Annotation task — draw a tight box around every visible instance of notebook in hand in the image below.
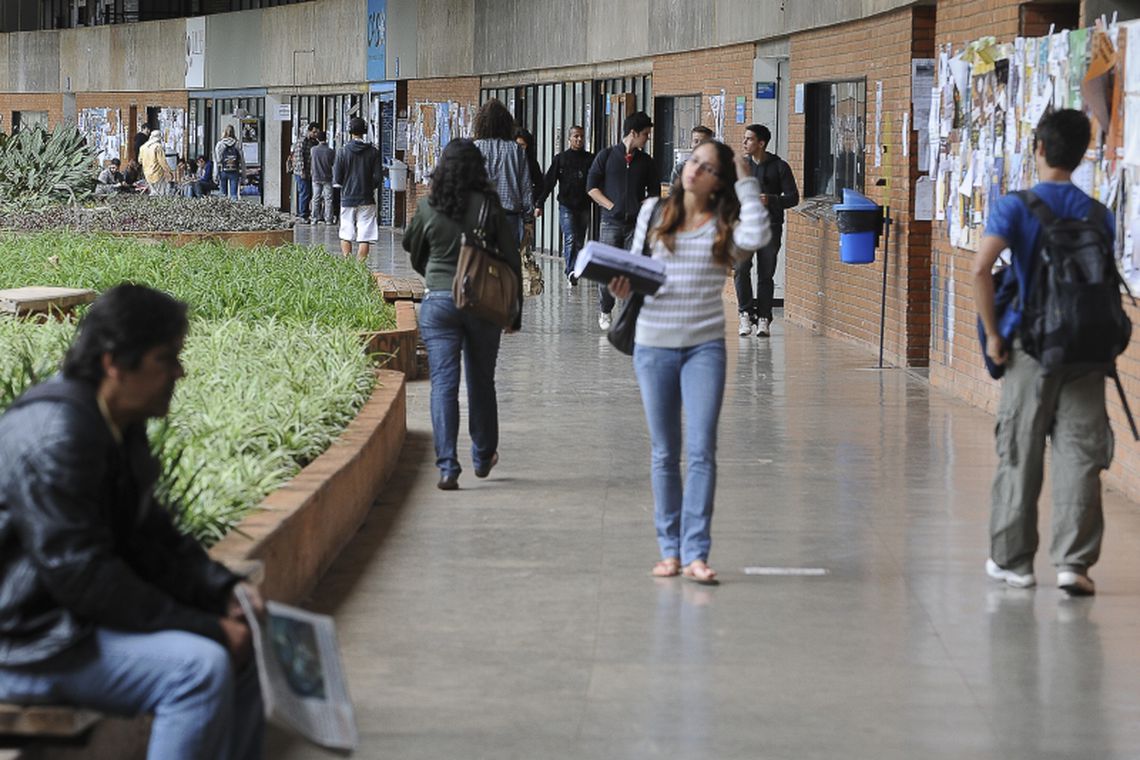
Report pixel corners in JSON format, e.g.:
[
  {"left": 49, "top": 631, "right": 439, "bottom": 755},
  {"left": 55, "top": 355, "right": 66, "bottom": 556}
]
[{"left": 573, "top": 241, "right": 667, "bottom": 295}]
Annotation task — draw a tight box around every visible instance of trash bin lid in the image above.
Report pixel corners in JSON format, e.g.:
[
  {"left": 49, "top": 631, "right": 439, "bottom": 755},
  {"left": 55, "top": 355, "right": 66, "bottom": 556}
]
[{"left": 833, "top": 188, "right": 880, "bottom": 212}]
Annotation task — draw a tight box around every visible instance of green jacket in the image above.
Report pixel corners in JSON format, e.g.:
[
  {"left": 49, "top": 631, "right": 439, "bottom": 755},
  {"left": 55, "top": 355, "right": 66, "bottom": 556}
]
[{"left": 403, "top": 190, "right": 523, "bottom": 328}]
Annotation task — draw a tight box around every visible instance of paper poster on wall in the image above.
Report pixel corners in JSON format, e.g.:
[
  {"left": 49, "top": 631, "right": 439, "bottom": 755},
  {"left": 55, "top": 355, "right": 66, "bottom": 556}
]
[
  {"left": 709, "top": 92, "right": 726, "bottom": 139},
  {"left": 794, "top": 83, "right": 805, "bottom": 114},
  {"left": 185, "top": 17, "right": 206, "bottom": 89},
  {"left": 735, "top": 96, "right": 746, "bottom": 124},
  {"left": 915, "top": 176, "right": 935, "bottom": 220},
  {"left": 366, "top": 0, "right": 387, "bottom": 81},
  {"left": 874, "top": 81, "right": 883, "bottom": 168}
]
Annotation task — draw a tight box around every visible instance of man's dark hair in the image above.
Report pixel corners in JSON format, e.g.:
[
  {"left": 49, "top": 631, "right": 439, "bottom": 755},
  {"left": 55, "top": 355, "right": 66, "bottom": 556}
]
[
  {"left": 317, "top": 130, "right": 328, "bottom": 142},
  {"left": 623, "top": 111, "right": 653, "bottom": 136},
  {"left": 472, "top": 99, "right": 515, "bottom": 141},
  {"left": 1034, "top": 109, "right": 1090, "bottom": 172},
  {"left": 692, "top": 126, "right": 714, "bottom": 139},
  {"left": 348, "top": 117, "right": 367, "bottom": 136},
  {"left": 110, "top": 158, "right": 121, "bottom": 167},
  {"left": 745, "top": 124, "right": 771, "bottom": 144},
  {"left": 306, "top": 121, "right": 320, "bottom": 133},
  {"left": 62, "top": 284, "right": 189, "bottom": 386},
  {"left": 570, "top": 125, "right": 585, "bottom": 133}
]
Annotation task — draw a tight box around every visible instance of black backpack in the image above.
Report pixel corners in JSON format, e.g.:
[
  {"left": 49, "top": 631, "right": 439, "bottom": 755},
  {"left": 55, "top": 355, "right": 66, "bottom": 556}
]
[
  {"left": 1017, "top": 189, "right": 1138, "bottom": 438},
  {"left": 220, "top": 143, "right": 241, "bottom": 173}
]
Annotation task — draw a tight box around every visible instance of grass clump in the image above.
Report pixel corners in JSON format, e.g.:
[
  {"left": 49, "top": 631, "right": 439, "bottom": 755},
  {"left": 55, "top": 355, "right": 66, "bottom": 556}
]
[
  {"left": 0, "top": 195, "right": 292, "bottom": 233},
  {"left": 0, "top": 317, "right": 376, "bottom": 545},
  {"left": 0, "top": 233, "right": 394, "bottom": 332}
]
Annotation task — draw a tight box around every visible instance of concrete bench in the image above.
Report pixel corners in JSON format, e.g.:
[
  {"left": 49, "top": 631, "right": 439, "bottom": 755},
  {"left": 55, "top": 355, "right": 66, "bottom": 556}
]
[{"left": 0, "top": 288, "right": 97, "bottom": 318}]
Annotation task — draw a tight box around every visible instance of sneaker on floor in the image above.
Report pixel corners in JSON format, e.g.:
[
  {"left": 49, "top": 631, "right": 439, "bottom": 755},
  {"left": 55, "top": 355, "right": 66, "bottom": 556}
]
[
  {"left": 1057, "top": 570, "right": 1096, "bottom": 596},
  {"left": 756, "top": 318, "right": 771, "bottom": 337},
  {"left": 567, "top": 273, "right": 578, "bottom": 288},
  {"left": 738, "top": 313, "right": 752, "bottom": 336},
  {"left": 986, "top": 558, "right": 1036, "bottom": 588},
  {"left": 598, "top": 311, "right": 612, "bottom": 330}
]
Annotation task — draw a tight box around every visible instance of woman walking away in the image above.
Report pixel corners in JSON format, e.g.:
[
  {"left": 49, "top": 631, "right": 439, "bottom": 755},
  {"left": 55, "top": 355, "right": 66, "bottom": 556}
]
[
  {"left": 403, "top": 140, "right": 522, "bottom": 491},
  {"left": 472, "top": 99, "right": 533, "bottom": 244},
  {"left": 609, "top": 140, "right": 769, "bottom": 583}
]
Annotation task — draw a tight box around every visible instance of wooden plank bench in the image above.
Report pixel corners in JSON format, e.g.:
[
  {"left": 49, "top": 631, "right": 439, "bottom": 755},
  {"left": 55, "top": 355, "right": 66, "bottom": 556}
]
[
  {"left": 0, "top": 704, "right": 100, "bottom": 739},
  {"left": 0, "top": 288, "right": 97, "bottom": 318},
  {"left": 372, "top": 273, "right": 424, "bottom": 303}
]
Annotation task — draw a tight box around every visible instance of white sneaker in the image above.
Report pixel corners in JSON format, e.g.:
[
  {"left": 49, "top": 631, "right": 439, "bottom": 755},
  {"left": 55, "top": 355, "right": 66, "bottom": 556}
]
[
  {"left": 598, "top": 312, "right": 612, "bottom": 331},
  {"left": 738, "top": 314, "right": 752, "bottom": 336},
  {"left": 756, "top": 318, "right": 771, "bottom": 337},
  {"left": 986, "top": 558, "right": 1036, "bottom": 588},
  {"left": 1057, "top": 570, "right": 1096, "bottom": 596}
]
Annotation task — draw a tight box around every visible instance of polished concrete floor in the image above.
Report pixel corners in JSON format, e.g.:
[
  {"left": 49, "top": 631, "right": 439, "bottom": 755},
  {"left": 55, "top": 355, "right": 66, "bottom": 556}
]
[{"left": 276, "top": 225, "right": 1140, "bottom": 759}]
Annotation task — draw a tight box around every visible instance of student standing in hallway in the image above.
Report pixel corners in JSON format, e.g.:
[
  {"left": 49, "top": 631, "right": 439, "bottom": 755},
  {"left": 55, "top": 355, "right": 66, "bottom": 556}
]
[
  {"left": 735, "top": 124, "right": 798, "bottom": 337},
  {"left": 670, "top": 125, "right": 714, "bottom": 183},
  {"left": 609, "top": 141, "right": 769, "bottom": 583},
  {"left": 287, "top": 122, "right": 319, "bottom": 223},
  {"left": 588, "top": 111, "right": 660, "bottom": 330},
  {"left": 333, "top": 117, "right": 383, "bottom": 262},
  {"left": 310, "top": 131, "right": 335, "bottom": 225},
  {"left": 971, "top": 109, "right": 1114, "bottom": 597},
  {"left": 538, "top": 125, "right": 594, "bottom": 286}
]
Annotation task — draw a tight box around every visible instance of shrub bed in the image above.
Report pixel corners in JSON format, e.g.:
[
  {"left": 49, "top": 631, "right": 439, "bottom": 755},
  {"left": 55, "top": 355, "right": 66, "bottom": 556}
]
[
  {"left": 0, "top": 195, "right": 292, "bottom": 233},
  {"left": 0, "top": 235, "right": 395, "bottom": 543}
]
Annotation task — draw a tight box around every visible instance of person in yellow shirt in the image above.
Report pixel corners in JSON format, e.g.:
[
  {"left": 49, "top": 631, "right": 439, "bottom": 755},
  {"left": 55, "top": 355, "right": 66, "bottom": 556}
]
[{"left": 140, "top": 130, "right": 174, "bottom": 196}]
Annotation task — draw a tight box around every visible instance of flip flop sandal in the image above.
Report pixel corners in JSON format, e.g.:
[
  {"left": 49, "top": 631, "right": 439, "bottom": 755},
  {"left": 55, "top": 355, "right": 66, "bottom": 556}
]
[{"left": 683, "top": 564, "right": 719, "bottom": 585}]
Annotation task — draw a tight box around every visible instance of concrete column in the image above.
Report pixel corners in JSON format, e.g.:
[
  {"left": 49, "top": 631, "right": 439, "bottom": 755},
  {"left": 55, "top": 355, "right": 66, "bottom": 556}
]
[{"left": 264, "top": 93, "right": 286, "bottom": 210}]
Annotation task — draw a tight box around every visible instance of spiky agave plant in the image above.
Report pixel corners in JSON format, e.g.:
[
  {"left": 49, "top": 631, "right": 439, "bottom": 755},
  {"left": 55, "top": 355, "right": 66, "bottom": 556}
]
[{"left": 0, "top": 125, "right": 98, "bottom": 211}]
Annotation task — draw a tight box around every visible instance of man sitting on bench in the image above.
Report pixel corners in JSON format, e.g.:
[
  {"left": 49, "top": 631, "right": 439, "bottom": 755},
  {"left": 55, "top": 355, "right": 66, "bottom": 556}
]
[{"left": 0, "top": 284, "right": 264, "bottom": 759}]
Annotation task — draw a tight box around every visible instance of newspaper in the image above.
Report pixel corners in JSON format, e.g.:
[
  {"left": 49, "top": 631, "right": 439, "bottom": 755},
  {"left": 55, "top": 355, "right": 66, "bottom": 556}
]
[
  {"left": 573, "top": 241, "right": 667, "bottom": 295},
  {"left": 236, "top": 588, "right": 358, "bottom": 752}
]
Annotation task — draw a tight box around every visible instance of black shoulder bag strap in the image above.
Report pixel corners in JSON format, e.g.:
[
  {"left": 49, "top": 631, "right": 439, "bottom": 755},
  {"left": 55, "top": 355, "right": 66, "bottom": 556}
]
[{"left": 606, "top": 200, "right": 665, "bottom": 356}]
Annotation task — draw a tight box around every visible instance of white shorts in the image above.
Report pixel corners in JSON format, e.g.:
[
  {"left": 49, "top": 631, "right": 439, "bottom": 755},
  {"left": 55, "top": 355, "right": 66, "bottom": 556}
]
[{"left": 339, "top": 204, "right": 379, "bottom": 243}]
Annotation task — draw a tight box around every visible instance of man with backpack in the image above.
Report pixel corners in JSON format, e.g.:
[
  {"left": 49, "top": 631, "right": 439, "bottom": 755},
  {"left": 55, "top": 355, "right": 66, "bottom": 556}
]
[
  {"left": 736, "top": 124, "right": 798, "bottom": 337},
  {"left": 212, "top": 125, "right": 246, "bottom": 200},
  {"left": 971, "top": 109, "right": 1127, "bottom": 597}
]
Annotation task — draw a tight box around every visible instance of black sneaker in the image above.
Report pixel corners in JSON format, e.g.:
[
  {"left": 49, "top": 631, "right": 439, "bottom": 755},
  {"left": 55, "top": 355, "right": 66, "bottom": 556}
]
[
  {"left": 474, "top": 452, "right": 499, "bottom": 479},
  {"left": 437, "top": 473, "right": 459, "bottom": 491}
]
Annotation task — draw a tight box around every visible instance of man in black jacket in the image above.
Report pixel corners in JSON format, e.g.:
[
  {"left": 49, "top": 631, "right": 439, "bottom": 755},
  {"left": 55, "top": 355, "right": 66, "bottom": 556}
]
[
  {"left": 0, "top": 285, "right": 264, "bottom": 760},
  {"left": 539, "top": 125, "right": 594, "bottom": 286},
  {"left": 587, "top": 111, "right": 660, "bottom": 330},
  {"left": 736, "top": 123, "right": 799, "bottom": 337},
  {"left": 333, "top": 117, "right": 384, "bottom": 262}
]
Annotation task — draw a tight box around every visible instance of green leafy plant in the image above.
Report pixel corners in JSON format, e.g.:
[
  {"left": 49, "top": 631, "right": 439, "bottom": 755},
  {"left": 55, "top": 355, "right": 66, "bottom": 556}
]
[
  {"left": 0, "top": 195, "right": 292, "bottom": 233},
  {"left": 0, "top": 233, "right": 395, "bottom": 332},
  {"left": 0, "top": 126, "right": 98, "bottom": 210}
]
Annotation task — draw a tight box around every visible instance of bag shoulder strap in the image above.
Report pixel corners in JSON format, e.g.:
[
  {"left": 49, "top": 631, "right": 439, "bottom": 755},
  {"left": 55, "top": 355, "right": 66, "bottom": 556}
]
[{"left": 640, "top": 200, "right": 665, "bottom": 257}]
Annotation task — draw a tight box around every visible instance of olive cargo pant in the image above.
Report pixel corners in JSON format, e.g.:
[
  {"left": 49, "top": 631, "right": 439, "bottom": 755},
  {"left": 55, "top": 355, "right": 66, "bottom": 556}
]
[{"left": 990, "top": 343, "right": 1113, "bottom": 575}]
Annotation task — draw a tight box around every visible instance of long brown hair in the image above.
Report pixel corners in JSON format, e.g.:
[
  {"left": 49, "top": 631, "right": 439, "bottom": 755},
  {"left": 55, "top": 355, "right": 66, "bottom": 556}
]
[{"left": 651, "top": 141, "right": 742, "bottom": 265}]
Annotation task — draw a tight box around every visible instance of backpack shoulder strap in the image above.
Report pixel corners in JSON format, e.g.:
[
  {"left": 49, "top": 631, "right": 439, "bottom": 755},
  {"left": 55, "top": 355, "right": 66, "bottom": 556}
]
[
  {"left": 1016, "top": 189, "right": 1057, "bottom": 227},
  {"left": 640, "top": 200, "right": 665, "bottom": 257},
  {"left": 1084, "top": 197, "right": 1109, "bottom": 229}
]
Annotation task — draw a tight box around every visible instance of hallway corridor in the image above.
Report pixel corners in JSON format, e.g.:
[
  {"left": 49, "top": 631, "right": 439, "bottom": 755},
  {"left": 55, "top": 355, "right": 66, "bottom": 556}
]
[{"left": 274, "top": 239, "right": 1140, "bottom": 759}]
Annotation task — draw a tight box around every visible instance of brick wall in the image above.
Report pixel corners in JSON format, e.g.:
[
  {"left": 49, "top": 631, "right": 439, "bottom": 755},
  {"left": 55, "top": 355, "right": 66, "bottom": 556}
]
[
  {"left": 784, "top": 6, "right": 934, "bottom": 367},
  {"left": 652, "top": 43, "right": 754, "bottom": 151},
  {"left": 0, "top": 93, "right": 64, "bottom": 133},
  {"left": 927, "top": 0, "right": 1140, "bottom": 504},
  {"left": 405, "top": 76, "right": 481, "bottom": 221}
]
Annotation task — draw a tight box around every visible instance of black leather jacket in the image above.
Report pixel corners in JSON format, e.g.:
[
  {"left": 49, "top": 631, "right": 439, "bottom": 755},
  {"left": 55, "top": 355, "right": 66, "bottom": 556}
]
[{"left": 0, "top": 377, "right": 239, "bottom": 666}]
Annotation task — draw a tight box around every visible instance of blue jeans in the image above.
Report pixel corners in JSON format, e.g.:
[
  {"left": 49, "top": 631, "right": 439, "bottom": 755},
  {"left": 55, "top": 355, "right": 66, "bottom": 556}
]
[
  {"left": 633, "top": 339, "right": 726, "bottom": 565},
  {"left": 419, "top": 292, "right": 503, "bottom": 478},
  {"left": 0, "top": 628, "right": 264, "bottom": 760},
  {"left": 219, "top": 170, "right": 240, "bottom": 199},
  {"left": 559, "top": 205, "right": 590, "bottom": 276},
  {"left": 598, "top": 219, "right": 636, "bottom": 313},
  {"left": 295, "top": 176, "right": 312, "bottom": 219}
]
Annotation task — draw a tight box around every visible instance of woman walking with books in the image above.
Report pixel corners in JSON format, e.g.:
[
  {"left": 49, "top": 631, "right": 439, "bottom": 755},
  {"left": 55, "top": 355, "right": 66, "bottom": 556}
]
[
  {"left": 609, "top": 140, "right": 769, "bottom": 583},
  {"left": 403, "top": 139, "right": 522, "bottom": 491}
]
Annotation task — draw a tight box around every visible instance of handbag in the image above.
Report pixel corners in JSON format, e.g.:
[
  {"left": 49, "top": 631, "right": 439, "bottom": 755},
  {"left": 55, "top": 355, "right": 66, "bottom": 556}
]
[
  {"left": 452, "top": 199, "right": 520, "bottom": 330},
  {"left": 519, "top": 220, "right": 545, "bottom": 297},
  {"left": 607, "top": 202, "right": 663, "bottom": 355}
]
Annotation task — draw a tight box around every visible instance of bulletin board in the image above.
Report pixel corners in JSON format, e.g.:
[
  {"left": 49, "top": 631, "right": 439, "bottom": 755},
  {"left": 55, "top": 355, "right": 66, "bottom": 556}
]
[
  {"left": 408, "top": 101, "right": 474, "bottom": 183},
  {"left": 78, "top": 108, "right": 125, "bottom": 163}
]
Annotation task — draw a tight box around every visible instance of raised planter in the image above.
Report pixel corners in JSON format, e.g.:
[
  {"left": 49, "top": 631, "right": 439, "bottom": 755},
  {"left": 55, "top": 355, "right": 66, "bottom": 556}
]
[
  {"left": 107, "top": 228, "right": 294, "bottom": 248},
  {"left": 364, "top": 300, "right": 420, "bottom": 381}
]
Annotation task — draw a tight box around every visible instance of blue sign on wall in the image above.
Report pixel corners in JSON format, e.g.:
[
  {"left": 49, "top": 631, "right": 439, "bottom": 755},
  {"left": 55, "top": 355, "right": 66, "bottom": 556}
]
[
  {"left": 366, "top": 0, "right": 387, "bottom": 81},
  {"left": 755, "top": 82, "right": 777, "bottom": 100}
]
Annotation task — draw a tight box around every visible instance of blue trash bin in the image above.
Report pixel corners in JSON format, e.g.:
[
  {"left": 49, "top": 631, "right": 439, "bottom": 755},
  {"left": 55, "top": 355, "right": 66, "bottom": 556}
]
[{"left": 834, "top": 189, "right": 882, "bottom": 264}]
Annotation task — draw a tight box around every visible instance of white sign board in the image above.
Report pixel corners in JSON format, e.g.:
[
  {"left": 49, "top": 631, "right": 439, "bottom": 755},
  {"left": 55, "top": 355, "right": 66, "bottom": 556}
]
[
  {"left": 185, "top": 17, "right": 206, "bottom": 89},
  {"left": 276, "top": 103, "right": 293, "bottom": 122}
]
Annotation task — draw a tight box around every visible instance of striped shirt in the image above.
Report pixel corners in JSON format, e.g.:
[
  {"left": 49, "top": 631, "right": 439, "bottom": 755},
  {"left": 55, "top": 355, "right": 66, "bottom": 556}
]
[{"left": 634, "top": 177, "right": 770, "bottom": 348}]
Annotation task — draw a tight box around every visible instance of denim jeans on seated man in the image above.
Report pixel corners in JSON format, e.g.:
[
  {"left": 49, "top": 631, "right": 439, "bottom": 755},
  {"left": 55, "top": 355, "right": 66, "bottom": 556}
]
[
  {"left": 633, "top": 339, "right": 726, "bottom": 566},
  {"left": 559, "top": 205, "right": 591, "bottom": 277},
  {"left": 418, "top": 292, "right": 503, "bottom": 479},
  {"left": 0, "top": 628, "right": 263, "bottom": 760},
  {"left": 597, "top": 219, "right": 636, "bottom": 314}
]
